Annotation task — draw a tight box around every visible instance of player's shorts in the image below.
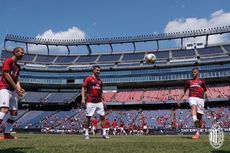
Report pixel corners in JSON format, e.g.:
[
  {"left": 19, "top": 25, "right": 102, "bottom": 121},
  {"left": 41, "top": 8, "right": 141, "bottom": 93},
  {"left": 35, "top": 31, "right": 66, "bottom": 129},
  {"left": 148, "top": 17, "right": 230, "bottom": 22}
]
[
  {"left": 188, "top": 97, "right": 204, "bottom": 114},
  {"left": 92, "top": 126, "right": 97, "bottom": 130},
  {"left": 120, "top": 127, "right": 124, "bottom": 131},
  {"left": 86, "top": 102, "right": 105, "bottom": 117},
  {"left": 0, "top": 89, "right": 18, "bottom": 110}
]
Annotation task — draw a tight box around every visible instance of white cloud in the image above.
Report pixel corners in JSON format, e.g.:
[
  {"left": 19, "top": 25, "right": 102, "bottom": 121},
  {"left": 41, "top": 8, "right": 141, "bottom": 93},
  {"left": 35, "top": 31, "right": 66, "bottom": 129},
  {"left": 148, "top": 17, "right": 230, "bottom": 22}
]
[
  {"left": 164, "top": 9, "right": 230, "bottom": 46},
  {"left": 36, "top": 26, "right": 86, "bottom": 40},
  {"left": 29, "top": 26, "right": 86, "bottom": 54}
]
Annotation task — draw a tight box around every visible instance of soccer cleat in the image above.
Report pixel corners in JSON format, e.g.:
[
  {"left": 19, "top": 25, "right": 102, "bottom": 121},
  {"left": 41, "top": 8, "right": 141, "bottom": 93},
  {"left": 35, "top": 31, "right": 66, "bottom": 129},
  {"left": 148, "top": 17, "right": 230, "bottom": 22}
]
[
  {"left": 4, "top": 134, "right": 17, "bottom": 140},
  {"left": 192, "top": 132, "right": 199, "bottom": 140},
  {"left": 102, "top": 135, "right": 110, "bottom": 139},
  {"left": 84, "top": 135, "right": 90, "bottom": 140}
]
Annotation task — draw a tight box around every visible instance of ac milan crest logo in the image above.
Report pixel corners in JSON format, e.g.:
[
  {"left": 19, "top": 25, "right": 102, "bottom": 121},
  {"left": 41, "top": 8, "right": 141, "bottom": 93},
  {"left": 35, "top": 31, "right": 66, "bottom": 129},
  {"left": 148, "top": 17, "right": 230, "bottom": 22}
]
[{"left": 209, "top": 124, "right": 224, "bottom": 149}]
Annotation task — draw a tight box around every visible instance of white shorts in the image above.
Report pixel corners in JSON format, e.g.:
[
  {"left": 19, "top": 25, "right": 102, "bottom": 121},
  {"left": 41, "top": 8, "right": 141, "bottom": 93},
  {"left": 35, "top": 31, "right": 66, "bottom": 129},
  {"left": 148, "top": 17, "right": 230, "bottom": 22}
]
[
  {"left": 0, "top": 89, "right": 18, "bottom": 110},
  {"left": 86, "top": 102, "right": 105, "bottom": 117},
  {"left": 120, "top": 127, "right": 124, "bottom": 131},
  {"left": 188, "top": 97, "right": 204, "bottom": 114},
  {"left": 92, "top": 126, "right": 97, "bottom": 130}
]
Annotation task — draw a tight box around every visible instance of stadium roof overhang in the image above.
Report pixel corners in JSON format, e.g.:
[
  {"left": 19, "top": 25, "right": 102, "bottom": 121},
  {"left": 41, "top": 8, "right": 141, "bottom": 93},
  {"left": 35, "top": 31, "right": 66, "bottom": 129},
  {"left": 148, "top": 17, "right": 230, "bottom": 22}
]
[{"left": 4, "top": 25, "right": 230, "bottom": 54}]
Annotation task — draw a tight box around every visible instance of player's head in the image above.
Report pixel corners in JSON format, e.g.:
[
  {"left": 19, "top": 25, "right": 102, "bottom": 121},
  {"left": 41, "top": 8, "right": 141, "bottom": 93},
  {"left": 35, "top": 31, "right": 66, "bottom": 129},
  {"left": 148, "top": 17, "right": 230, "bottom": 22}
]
[
  {"left": 92, "top": 65, "right": 100, "bottom": 77},
  {"left": 13, "top": 47, "right": 24, "bottom": 60},
  {"left": 192, "top": 67, "right": 199, "bottom": 78}
]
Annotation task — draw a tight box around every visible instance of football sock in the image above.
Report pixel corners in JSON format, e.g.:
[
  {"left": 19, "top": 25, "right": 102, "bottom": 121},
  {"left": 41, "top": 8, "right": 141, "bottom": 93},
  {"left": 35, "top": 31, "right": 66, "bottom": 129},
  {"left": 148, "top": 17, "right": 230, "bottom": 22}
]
[
  {"left": 85, "top": 129, "right": 89, "bottom": 136},
  {"left": 192, "top": 115, "right": 198, "bottom": 122},
  {"left": 102, "top": 128, "right": 106, "bottom": 135}
]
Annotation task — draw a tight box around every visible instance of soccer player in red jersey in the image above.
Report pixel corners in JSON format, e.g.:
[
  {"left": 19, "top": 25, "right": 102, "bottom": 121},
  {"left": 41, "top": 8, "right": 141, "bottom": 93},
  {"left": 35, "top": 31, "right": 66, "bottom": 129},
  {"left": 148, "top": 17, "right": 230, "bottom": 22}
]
[
  {"left": 91, "top": 117, "right": 97, "bottom": 135},
  {"left": 0, "top": 47, "right": 25, "bottom": 140},
  {"left": 112, "top": 119, "right": 117, "bottom": 135},
  {"left": 81, "top": 65, "right": 109, "bottom": 139},
  {"left": 177, "top": 67, "right": 208, "bottom": 140},
  {"left": 105, "top": 118, "right": 110, "bottom": 135},
  {"left": 119, "top": 120, "right": 127, "bottom": 135}
]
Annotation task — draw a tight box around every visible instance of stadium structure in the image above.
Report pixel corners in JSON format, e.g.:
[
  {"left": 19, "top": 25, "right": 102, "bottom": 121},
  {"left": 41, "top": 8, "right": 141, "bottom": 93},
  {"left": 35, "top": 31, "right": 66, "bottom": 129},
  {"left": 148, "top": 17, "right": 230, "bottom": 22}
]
[{"left": 0, "top": 26, "right": 229, "bottom": 135}]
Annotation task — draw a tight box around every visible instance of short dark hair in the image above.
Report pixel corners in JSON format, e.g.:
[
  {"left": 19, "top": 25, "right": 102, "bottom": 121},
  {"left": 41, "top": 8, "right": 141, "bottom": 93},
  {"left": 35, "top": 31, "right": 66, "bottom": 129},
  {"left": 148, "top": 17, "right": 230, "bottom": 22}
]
[
  {"left": 13, "top": 47, "right": 24, "bottom": 55},
  {"left": 192, "top": 67, "right": 199, "bottom": 71},
  {"left": 92, "top": 65, "right": 100, "bottom": 70}
]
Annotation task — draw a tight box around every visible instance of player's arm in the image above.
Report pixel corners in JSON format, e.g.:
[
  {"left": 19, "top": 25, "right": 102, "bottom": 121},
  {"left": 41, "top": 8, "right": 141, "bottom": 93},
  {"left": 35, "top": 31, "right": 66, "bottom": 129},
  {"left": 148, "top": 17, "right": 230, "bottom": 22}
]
[
  {"left": 16, "top": 81, "right": 25, "bottom": 93},
  {"left": 81, "top": 86, "right": 86, "bottom": 105},
  {"left": 81, "top": 77, "right": 89, "bottom": 106},
  {"left": 177, "top": 85, "right": 188, "bottom": 106},
  {"left": 177, "top": 90, "right": 187, "bottom": 106},
  {"left": 101, "top": 92, "right": 105, "bottom": 101},
  {"left": 177, "top": 89, "right": 187, "bottom": 106},
  {"left": 177, "top": 81, "right": 189, "bottom": 106},
  {"left": 100, "top": 81, "right": 106, "bottom": 105},
  {"left": 4, "top": 71, "right": 24, "bottom": 97},
  {"left": 101, "top": 85, "right": 105, "bottom": 104},
  {"left": 203, "top": 81, "right": 209, "bottom": 102},
  {"left": 204, "top": 91, "right": 208, "bottom": 99}
]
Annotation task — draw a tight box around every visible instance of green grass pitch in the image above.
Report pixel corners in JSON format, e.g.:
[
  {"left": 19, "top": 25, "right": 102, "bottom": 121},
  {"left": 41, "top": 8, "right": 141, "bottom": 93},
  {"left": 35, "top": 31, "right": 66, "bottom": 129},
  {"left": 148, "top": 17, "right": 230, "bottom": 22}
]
[{"left": 0, "top": 134, "right": 229, "bottom": 153}]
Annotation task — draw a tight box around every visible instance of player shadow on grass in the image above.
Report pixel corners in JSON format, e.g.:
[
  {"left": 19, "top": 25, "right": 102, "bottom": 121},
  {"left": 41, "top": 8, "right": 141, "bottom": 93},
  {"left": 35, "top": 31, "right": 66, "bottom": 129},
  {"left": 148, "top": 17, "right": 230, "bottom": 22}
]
[
  {"left": 85, "top": 136, "right": 109, "bottom": 139},
  {"left": 181, "top": 136, "right": 194, "bottom": 139},
  {"left": 211, "top": 150, "right": 230, "bottom": 153},
  {"left": 0, "top": 147, "right": 33, "bottom": 153}
]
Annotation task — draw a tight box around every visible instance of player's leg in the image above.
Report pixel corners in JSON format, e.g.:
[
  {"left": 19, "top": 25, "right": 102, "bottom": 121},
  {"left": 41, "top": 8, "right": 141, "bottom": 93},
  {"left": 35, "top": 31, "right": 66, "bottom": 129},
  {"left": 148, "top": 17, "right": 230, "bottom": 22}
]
[
  {"left": 191, "top": 105, "right": 200, "bottom": 139},
  {"left": 106, "top": 128, "right": 109, "bottom": 135},
  {"left": 122, "top": 128, "right": 127, "bottom": 135},
  {"left": 97, "top": 102, "right": 109, "bottom": 138},
  {"left": 4, "top": 91, "right": 18, "bottom": 139},
  {"left": 196, "top": 113, "right": 202, "bottom": 135},
  {"left": 189, "top": 97, "right": 200, "bottom": 139},
  {"left": 100, "top": 115, "right": 108, "bottom": 137},
  {"left": 84, "top": 103, "right": 96, "bottom": 139},
  {"left": 92, "top": 126, "right": 95, "bottom": 135},
  {"left": 4, "top": 110, "right": 17, "bottom": 139},
  {"left": 113, "top": 127, "right": 116, "bottom": 135},
  {"left": 194, "top": 98, "right": 204, "bottom": 138},
  {"left": 84, "top": 116, "right": 91, "bottom": 139},
  {"left": 0, "top": 89, "right": 11, "bottom": 140},
  {"left": 0, "top": 89, "right": 10, "bottom": 124},
  {"left": 189, "top": 97, "right": 199, "bottom": 123},
  {"left": 191, "top": 105, "right": 199, "bottom": 127}
]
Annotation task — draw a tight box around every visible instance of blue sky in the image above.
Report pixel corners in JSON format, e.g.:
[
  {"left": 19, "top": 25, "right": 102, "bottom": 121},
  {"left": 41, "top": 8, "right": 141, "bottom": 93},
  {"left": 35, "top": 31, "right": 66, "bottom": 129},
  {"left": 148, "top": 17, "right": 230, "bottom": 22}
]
[{"left": 1, "top": 0, "right": 230, "bottom": 54}]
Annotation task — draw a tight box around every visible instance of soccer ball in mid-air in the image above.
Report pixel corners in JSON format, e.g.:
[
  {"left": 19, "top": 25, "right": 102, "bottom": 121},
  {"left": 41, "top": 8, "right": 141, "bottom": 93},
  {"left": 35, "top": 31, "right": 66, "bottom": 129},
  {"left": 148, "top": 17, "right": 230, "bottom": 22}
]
[{"left": 145, "top": 53, "right": 156, "bottom": 64}]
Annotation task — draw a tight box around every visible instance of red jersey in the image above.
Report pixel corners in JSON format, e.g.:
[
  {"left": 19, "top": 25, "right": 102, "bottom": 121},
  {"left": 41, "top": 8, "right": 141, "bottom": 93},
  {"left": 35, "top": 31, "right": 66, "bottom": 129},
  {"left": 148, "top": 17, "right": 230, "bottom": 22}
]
[
  {"left": 184, "top": 79, "right": 207, "bottom": 99},
  {"left": 0, "top": 58, "right": 20, "bottom": 91},
  {"left": 120, "top": 121, "right": 124, "bottom": 128},
  {"left": 83, "top": 76, "right": 103, "bottom": 103},
  {"left": 112, "top": 121, "right": 117, "bottom": 128},
  {"left": 105, "top": 120, "right": 110, "bottom": 128},
  {"left": 92, "top": 118, "right": 98, "bottom": 127}
]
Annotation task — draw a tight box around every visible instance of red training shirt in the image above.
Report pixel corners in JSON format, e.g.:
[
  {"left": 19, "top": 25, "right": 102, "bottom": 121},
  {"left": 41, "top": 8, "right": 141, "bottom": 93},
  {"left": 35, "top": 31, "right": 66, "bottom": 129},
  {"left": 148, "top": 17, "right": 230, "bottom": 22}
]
[
  {"left": 184, "top": 79, "right": 207, "bottom": 99},
  {"left": 0, "top": 58, "right": 20, "bottom": 91},
  {"left": 83, "top": 76, "right": 103, "bottom": 103}
]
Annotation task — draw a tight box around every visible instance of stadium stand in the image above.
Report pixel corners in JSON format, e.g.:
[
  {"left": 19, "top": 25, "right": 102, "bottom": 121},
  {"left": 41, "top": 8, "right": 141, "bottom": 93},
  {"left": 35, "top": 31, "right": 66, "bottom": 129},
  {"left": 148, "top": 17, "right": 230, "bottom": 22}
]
[
  {"left": 171, "top": 49, "right": 196, "bottom": 58},
  {"left": 54, "top": 56, "right": 77, "bottom": 64},
  {"left": 1, "top": 28, "right": 230, "bottom": 134},
  {"left": 21, "top": 92, "right": 79, "bottom": 104},
  {"left": 97, "top": 54, "right": 121, "bottom": 62},
  {"left": 197, "top": 46, "right": 224, "bottom": 56}
]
